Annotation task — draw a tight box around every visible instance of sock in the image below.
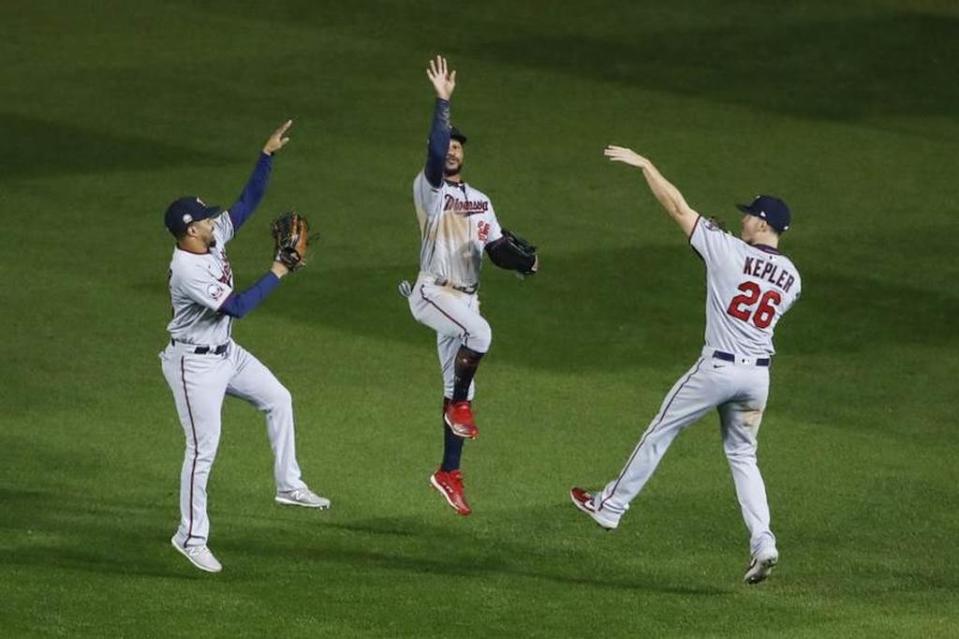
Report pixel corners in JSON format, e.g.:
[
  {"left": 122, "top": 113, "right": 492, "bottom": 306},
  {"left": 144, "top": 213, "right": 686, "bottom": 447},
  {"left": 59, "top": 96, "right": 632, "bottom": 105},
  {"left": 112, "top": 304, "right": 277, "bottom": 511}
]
[
  {"left": 451, "top": 346, "right": 484, "bottom": 402},
  {"left": 441, "top": 397, "right": 464, "bottom": 471}
]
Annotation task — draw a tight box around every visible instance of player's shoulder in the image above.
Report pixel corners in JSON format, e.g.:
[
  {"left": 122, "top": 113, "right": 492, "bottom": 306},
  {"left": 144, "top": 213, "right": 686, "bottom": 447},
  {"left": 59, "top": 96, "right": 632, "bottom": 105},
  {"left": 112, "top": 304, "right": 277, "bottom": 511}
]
[
  {"left": 169, "top": 248, "right": 213, "bottom": 278},
  {"left": 463, "top": 181, "right": 492, "bottom": 201},
  {"left": 414, "top": 169, "right": 441, "bottom": 191}
]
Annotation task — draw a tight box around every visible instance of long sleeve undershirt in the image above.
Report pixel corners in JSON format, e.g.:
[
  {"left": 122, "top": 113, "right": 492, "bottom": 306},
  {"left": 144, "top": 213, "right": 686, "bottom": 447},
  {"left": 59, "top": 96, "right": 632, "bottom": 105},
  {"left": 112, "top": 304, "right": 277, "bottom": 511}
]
[
  {"left": 228, "top": 152, "right": 273, "bottom": 231},
  {"left": 424, "top": 98, "right": 451, "bottom": 188},
  {"left": 218, "top": 271, "right": 281, "bottom": 318}
]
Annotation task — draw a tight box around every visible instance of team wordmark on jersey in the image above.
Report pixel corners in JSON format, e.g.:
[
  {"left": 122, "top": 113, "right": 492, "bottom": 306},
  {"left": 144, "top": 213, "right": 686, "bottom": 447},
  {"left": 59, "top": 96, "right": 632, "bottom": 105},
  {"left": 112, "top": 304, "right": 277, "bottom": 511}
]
[{"left": 444, "top": 194, "right": 489, "bottom": 216}]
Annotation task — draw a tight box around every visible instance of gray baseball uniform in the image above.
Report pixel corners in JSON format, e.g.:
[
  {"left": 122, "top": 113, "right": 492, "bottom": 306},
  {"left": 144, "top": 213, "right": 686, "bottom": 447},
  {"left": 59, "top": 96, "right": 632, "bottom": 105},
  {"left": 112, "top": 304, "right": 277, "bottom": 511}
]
[{"left": 592, "top": 215, "right": 801, "bottom": 557}]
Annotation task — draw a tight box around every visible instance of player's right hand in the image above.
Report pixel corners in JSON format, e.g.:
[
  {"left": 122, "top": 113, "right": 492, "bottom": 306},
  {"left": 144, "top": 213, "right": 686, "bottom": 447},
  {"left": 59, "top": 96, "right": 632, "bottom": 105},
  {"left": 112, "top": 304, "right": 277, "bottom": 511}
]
[
  {"left": 604, "top": 145, "right": 650, "bottom": 170},
  {"left": 264, "top": 120, "right": 293, "bottom": 155},
  {"left": 427, "top": 55, "right": 456, "bottom": 100}
]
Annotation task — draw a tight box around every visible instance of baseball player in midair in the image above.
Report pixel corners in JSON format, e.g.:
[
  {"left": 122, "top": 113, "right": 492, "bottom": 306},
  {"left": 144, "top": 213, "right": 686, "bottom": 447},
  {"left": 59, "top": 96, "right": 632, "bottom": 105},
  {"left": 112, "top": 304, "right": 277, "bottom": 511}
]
[
  {"left": 570, "top": 145, "right": 801, "bottom": 585},
  {"left": 161, "top": 121, "right": 329, "bottom": 574},
  {"left": 405, "top": 56, "right": 539, "bottom": 515}
]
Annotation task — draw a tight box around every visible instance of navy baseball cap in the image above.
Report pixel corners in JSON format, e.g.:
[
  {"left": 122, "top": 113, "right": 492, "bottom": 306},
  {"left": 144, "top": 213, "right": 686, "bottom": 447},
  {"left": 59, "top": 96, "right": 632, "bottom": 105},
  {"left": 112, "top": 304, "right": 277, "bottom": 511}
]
[
  {"left": 736, "top": 195, "right": 791, "bottom": 233},
  {"left": 450, "top": 126, "right": 467, "bottom": 145},
  {"left": 164, "top": 196, "right": 222, "bottom": 236}
]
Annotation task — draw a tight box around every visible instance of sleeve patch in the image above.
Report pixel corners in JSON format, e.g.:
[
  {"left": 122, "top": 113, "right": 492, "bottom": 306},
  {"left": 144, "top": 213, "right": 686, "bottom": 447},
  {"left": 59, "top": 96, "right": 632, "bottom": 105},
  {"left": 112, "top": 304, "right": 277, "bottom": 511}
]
[{"left": 207, "top": 283, "right": 226, "bottom": 301}]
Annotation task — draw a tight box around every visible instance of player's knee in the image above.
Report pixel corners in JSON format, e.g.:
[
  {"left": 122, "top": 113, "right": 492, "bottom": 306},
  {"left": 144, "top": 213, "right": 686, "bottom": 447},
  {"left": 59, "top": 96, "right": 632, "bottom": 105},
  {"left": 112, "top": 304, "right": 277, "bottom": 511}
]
[
  {"left": 466, "top": 322, "right": 492, "bottom": 353},
  {"left": 263, "top": 384, "right": 293, "bottom": 412},
  {"left": 742, "top": 409, "right": 764, "bottom": 430}
]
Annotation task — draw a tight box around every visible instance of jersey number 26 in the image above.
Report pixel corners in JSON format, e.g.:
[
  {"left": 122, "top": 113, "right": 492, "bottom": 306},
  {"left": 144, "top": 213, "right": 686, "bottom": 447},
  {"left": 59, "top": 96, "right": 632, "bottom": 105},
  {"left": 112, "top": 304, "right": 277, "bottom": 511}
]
[{"left": 726, "top": 282, "right": 781, "bottom": 329}]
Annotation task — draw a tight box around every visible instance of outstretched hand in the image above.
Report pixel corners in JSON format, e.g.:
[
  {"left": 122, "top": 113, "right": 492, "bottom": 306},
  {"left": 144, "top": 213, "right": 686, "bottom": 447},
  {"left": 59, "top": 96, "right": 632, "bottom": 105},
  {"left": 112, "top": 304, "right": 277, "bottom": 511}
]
[
  {"left": 604, "top": 145, "right": 651, "bottom": 170},
  {"left": 263, "top": 120, "right": 293, "bottom": 155},
  {"left": 426, "top": 55, "right": 456, "bottom": 100}
]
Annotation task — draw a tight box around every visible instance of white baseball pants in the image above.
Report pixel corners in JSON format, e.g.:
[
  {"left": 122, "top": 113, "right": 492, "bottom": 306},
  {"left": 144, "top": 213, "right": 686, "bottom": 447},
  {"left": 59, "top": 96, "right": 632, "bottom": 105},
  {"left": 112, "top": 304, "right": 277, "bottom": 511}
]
[
  {"left": 408, "top": 273, "right": 491, "bottom": 400},
  {"left": 593, "top": 348, "right": 777, "bottom": 556},
  {"left": 160, "top": 340, "right": 307, "bottom": 548}
]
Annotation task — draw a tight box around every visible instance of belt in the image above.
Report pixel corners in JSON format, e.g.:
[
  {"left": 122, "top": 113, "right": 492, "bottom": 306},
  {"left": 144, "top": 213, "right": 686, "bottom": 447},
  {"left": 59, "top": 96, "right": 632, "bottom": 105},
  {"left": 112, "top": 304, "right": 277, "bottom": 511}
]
[
  {"left": 434, "top": 277, "right": 478, "bottom": 295},
  {"left": 712, "top": 350, "right": 770, "bottom": 367},
  {"left": 171, "top": 339, "right": 229, "bottom": 355}
]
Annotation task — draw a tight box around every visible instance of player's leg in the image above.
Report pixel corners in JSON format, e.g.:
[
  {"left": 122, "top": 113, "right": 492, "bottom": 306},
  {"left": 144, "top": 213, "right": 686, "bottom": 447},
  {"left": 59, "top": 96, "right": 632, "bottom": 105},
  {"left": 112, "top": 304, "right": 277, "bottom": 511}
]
[
  {"left": 718, "top": 368, "right": 777, "bottom": 576},
  {"left": 438, "top": 333, "right": 468, "bottom": 469},
  {"left": 224, "top": 343, "right": 328, "bottom": 507},
  {"left": 410, "top": 283, "right": 489, "bottom": 438},
  {"left": 161, "top": 350, "right": 230, "bottom": 554},
  {"left": 582, "top": 358, "right": 727, "bottom": 528}
]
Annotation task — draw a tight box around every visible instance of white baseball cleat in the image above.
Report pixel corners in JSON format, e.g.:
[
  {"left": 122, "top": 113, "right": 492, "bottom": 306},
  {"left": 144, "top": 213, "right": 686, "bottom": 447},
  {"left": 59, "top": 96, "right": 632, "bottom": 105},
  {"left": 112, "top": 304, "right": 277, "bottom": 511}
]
[
  {"left": 170, "top": 537, "right": 222, "bottom": 573},
  {"left": 743, "top": 551, "right": 779, "bottom": 585},
  {"left": 569, "top": 487, "right": 619, "bottom": 530},
  {"left": 275, "top": 487, "right": 331, "bottom": 509}
]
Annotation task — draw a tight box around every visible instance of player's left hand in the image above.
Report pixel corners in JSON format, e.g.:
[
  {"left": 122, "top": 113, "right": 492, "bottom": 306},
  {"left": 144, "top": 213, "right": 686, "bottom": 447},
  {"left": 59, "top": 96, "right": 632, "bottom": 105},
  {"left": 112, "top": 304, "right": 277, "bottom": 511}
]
[
  {"left": 604, "top": 145, "right": 650, "bottom": 170},
  {"left": 264, "top": 120, "right": 293, "bottom": 155}
]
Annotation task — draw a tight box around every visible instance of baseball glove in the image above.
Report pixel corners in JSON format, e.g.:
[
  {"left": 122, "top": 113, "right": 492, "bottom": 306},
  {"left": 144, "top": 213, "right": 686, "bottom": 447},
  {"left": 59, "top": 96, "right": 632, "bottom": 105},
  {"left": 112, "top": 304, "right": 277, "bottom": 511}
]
[
  {"left": 271, "top": 211, "right": 315, "bottom": 271},
  {"left": 501, "top": 229, "right": 537, "bottom": 275}
]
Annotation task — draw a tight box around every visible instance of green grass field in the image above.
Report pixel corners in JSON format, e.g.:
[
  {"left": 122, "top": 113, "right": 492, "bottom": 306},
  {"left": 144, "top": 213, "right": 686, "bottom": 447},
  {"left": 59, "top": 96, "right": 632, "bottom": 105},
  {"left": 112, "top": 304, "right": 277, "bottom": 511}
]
[{"left": 2, "top": 0, "right": 958, "bottom": 636}]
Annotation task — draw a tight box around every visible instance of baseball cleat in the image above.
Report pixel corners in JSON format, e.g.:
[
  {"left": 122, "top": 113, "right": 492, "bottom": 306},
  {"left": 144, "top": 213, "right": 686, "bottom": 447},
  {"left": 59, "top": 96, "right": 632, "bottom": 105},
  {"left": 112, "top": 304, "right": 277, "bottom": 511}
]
[
  {"left": 743, "top": 552, "right": 779, "bottom": 585},
  {"left": 444, "top": 400, "right": 478, "bottom": 439},
  {"left": 430, "top": 468, "right": 472, "bottom": 516},
  {"left": 569, "top": 487, "right": 619, "bottom": 530},
  {"left": 275, "top": 487, "right": 331, "bottom": 509},
  {"left": 171, "top": 537, "right": 222, "bottom": 573}
]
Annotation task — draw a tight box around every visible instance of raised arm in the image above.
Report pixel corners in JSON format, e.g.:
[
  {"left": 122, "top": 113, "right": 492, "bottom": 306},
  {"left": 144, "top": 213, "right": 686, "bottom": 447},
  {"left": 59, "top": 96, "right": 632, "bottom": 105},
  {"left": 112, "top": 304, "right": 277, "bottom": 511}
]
[
  {"left": 604, "top": 145, "right": 700, "bottom": 237},
  {"left": 423, "top": 56, "right": 456, "bottom": 187},
  {"left": 228, "top": 120, "right": 292, "bottom": 230}
]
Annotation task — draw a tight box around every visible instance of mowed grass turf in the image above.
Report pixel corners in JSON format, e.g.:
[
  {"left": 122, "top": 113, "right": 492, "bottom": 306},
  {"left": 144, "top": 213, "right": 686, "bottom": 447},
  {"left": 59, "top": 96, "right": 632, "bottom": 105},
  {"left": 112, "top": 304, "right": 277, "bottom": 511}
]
[{"left": 2, "top": 0, "right": 958, "bottom": 636}]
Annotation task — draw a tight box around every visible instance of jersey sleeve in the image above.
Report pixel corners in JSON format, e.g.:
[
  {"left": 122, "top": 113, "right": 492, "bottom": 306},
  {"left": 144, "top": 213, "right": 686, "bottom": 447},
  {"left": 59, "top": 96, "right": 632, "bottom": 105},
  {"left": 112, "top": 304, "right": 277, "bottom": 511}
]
[
  {"left": 689, "top": 215, "right": 737, "bottom": 266},
  {"left": 212, "top": 210, "right": 235, "bottom": 245},
  {"left": 413, "top": 170, "right": 443, "bottom": 218},
  {"left": 176, "top": 262, "right": 235, "bottom": 312}
]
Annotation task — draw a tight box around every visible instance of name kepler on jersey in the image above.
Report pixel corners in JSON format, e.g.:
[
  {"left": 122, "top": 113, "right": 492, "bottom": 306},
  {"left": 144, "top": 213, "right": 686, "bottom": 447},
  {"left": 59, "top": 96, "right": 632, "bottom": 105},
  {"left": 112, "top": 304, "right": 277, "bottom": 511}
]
[{"left": 743, "top": 256, "right": 796, "bottom": 293}]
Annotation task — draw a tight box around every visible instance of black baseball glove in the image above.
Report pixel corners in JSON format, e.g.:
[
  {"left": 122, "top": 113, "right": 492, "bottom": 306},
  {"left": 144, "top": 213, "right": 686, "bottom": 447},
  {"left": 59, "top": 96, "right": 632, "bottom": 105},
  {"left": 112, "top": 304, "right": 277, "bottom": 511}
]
[
  {"left": 486, "top": 228, "right": 538, "bottom": 276},
  {"left": 271, "top": 211, "right": 316, "bottom": 271}
]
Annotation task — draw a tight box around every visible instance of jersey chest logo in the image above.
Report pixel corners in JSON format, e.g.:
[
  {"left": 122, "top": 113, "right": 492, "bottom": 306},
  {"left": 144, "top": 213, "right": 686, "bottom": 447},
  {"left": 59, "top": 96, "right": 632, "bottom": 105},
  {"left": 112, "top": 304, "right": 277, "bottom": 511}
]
[{"left": 443, "top": 193, "right": 489, "bottom": 217}]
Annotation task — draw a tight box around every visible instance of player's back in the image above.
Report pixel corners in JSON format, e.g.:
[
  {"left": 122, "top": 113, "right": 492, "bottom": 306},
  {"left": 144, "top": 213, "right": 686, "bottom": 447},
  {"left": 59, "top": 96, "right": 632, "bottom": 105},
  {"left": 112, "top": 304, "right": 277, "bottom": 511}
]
[{"left": 690, "top": 217, "right": 801, "bottom": 358}]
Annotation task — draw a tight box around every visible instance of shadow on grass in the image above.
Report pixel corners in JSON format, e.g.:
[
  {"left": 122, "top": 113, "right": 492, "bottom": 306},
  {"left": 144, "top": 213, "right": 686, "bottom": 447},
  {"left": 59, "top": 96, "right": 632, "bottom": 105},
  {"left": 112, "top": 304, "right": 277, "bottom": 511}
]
[
  {"left": 464, "top": 12, "right": 959, "bottom": 124},
  {"left": 0, "top": 112, "right": 231, "bottom": 181}
]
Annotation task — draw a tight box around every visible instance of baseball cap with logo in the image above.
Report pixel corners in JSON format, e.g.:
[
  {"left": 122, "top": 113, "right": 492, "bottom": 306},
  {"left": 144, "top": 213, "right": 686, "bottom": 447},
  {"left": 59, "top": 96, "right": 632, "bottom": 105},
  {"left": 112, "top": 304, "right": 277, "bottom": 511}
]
[
  {"left": 450, "top": 126, "right": 467, "bottom": 145},
  {"left": 164, "top": 196, "right": 223, "bottom": 237},
  {"left": 736, "top": 195, "right": 791, "bottom": 233}
]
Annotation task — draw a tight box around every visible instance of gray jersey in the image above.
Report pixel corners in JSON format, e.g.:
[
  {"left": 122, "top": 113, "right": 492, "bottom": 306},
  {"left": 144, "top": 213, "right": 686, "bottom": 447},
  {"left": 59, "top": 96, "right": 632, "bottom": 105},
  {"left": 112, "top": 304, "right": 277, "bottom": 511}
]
[
  {"left": 166, "top": 212, "right": 235, "bottom": 345},
  {"left": 412, "top": 171, "right": 503, "bottom": 287},
  {"left": 690, "top": 216, "right": 801, "bottom": 357}
]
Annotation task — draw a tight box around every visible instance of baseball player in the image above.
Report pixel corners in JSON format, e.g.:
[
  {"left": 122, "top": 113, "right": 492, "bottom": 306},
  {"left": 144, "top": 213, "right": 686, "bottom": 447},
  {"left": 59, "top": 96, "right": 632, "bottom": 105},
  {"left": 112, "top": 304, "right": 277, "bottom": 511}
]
[
  {"left": 160, "top": 121, "right": 329, "bottom": 574},
  {"left": 405, "top": 56, "right": 538, "bottom": 516},
  {"left": 570, "top": 145, "right": 801, "bottom": 585}
]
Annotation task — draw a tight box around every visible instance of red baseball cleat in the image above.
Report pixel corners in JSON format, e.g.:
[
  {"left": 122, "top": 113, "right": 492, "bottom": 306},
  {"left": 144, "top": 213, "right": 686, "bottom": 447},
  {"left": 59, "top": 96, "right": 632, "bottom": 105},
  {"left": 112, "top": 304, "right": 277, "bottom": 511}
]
[
  {"left": 444, "top": 400, "right": 478, "bottom": 439},
  {"left": 430, "top": 468, "right": 472, "bottom": 516},
  {"left": 569, "top": 486, "right": 618, "bottom": 530}
]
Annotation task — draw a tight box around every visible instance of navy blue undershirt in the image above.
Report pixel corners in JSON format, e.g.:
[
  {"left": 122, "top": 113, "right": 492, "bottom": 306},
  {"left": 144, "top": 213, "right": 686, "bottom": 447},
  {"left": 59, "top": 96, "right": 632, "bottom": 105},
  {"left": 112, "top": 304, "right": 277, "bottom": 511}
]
[
  {"left": 218, "top": 152, "right": 280, "bottom": 318},
  {"left": 219, "top": 272, "right": 280, "bottom": 318},
  {"left": 228, "top": 152, "right": 273, "bottom": 231},
  {"left": 424, "top": 98, "right": 451, "bottom": 188}
]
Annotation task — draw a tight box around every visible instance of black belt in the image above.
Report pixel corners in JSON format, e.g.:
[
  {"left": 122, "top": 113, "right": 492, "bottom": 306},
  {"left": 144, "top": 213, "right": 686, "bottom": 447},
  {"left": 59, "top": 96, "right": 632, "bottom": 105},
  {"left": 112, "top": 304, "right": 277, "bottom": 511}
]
[
  {"left": 435, "top": 277, "right": 478, "bottom": 294},
  {"left": 171, "top": 339, "right": 228, "bottom": 355},
  {"left": 713, "top": 350, "right": 770, "bottom": 367}
]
